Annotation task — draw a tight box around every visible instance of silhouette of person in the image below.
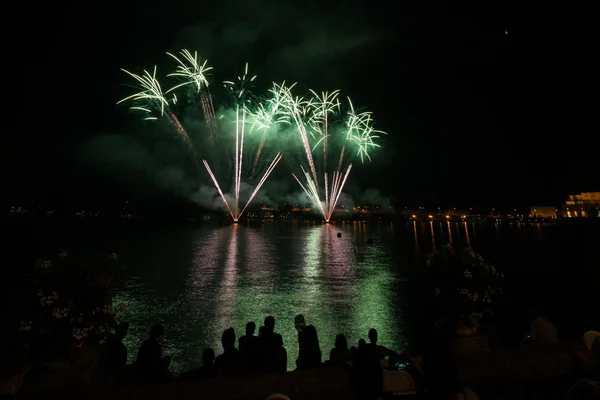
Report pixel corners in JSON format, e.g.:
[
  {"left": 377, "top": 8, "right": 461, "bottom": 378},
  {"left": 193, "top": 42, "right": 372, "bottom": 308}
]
[
  {"left": 353, "top": 337, "right": 382, "bottom": 398},
  {"left": 239, "top": 321, "right": 260, "bottom": 353},
  {"left": 259, "top": 316, "right": 286, "bottom": 373},
  {"left": 294, "top": 314, "right": 322, "bottom": 370},
  {"left": 106, "top": 322, "right": 129, "bottom": 373},
  {"left": 135, "top": 323, "right": 172, "bottom": 381},
  {"left": 178, "top": 348, "right": 218, "bottom": 381},
  {"left": 215, "top": 328, "right": 245, "bottom": 377},
  {"left": 367, "top": 328, "right": 396, "bottom": 359},
  {"left": 239, "top": 321, "right": 260, "bottom": 373},
  {"left": 329, "top": 333, "right": 352, "bottom": 365}
]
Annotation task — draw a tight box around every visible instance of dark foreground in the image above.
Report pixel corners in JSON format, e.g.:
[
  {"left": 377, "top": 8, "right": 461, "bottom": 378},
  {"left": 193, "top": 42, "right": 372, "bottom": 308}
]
[{"left": 2, "top": 339, "right": 588, "bottom": 399}]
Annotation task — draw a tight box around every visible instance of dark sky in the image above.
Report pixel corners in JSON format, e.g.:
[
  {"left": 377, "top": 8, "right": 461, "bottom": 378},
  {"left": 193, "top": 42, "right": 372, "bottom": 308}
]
[{"left": 6, "top": 1, "right": 598, "bottom": 213}]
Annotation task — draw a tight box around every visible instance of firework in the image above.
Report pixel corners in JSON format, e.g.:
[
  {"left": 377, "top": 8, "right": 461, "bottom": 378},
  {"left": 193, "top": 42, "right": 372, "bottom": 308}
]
[
  {"left": 285, "top": 89, "right": 385, "bottom": 222},
  {"left": 223, "top": 62, "right": 257, "bottom": 105},
  {"left": 166, "top": 50, "right": 218, "bottom": 142},
  {"left": 202, "top": 104, "right": 283, "bottom": 222},
  {"left": 246, "top": 83, "right": 288, "bottom": 176},
  {"left": 117, "top": 66, "right": 198, "bottom": 162},
  {"left": 117, "top": 49, "right": 384, "bottom": 223}
]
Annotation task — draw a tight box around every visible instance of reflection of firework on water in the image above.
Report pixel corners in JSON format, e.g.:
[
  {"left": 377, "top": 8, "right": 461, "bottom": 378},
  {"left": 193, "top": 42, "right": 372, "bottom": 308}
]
[{"left": 117, "top": 49, "right": 384, "bottom": 223}]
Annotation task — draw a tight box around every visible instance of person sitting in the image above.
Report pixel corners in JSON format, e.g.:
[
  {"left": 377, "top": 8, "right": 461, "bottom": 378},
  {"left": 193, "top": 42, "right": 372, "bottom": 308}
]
[
  {"left": 178, "top": 348, "right": 218, "bottom": 381},
  {"left": 135, "top": 323, "right": 172, "bottom": 381},
  {"left": 294, "top": 314, "right": 322, "bottom": 370},
  {"left": 366, "top": 328, "right": 397, "bottom": 360},
  {"left": 328, "top": 333, "right": 352, "bottom": 365},
  {"left": 215, "top": 328, "right": 245, "bottom": 377}
]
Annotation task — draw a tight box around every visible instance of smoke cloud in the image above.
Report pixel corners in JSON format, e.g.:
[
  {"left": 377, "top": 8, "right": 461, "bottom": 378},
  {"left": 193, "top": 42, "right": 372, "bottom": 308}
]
[
  {"left": 81, "top": 129, "right": 391, "bottom": 214},
  {"left": 173, "top": 0, "right": 390, "bottom": 86}
]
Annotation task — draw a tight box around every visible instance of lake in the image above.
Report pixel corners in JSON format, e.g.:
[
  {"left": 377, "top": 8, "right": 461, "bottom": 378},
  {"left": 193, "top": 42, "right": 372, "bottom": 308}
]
[
  {"left": 7, "top": 217, "right": 599, "bottom": 373},
  {"left": 106, "top": 219, "right": 598, "bottom": 372}
]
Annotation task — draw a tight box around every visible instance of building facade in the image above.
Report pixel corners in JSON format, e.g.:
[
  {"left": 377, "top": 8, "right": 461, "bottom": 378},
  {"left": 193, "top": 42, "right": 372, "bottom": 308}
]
[
  {"left": 529, "top": 206, "right": 557, "bottom": 219},
  {"left": 562, "top": 192, "right": 600, "bottom": 218}
]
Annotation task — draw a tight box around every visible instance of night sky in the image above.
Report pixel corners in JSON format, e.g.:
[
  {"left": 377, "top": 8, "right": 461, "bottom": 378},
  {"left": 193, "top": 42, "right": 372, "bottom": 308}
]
[{"left": 7, "top": 2, "right": 599, "bottom": 214}]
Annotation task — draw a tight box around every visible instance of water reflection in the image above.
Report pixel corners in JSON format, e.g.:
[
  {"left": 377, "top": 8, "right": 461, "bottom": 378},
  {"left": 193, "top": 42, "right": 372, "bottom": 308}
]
[
  {"left": 413, "top": 222, "right": 420, "bottom": 262},
  {"left": 214, "top": 225, "right": 239, "bottom": 342},
  {"left": 115, "top": 220, "right": 553, "bottom": 373}
]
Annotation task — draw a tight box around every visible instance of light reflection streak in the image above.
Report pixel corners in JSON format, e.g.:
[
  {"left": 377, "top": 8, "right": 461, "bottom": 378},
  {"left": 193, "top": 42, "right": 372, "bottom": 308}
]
[
  {"left": 430, "top": 221, "right": 436, "bottom": 248},
  {"left": 464, "top": 221, "right": 471, "bottom": 245},
  {"left": 353, "top": 242, "right": 403, "bottom": 353},
  {"left": 447, "top": 221, "right": 453, "bottom": 244},
  {"left": 323, "top": 224, "right": 354, "bottom": 284},
  {"left": 118, "top": 221, "right": 507, "bottom": 373},
  {"left": 413, "top": 221, "right": 420, "bottom": 262},
  {"left": 221, "top": 225, "right": 239, "bottom": 313}
]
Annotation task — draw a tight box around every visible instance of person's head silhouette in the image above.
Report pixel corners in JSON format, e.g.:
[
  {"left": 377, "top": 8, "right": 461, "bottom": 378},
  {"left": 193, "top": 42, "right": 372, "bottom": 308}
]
[
  {"left": 221, "top": 328, "right": 236, "bottom": 350},
  {"left": 264, "top": 316, "right": 275, "bottom": 332},
  {"left": 294, "top": 314, "right": 306, "bottom": 331},
  {"left": 335, "top": 333, "right": 348, "bottom": 349},
  {"left": 246, "top": 321, "right": 256, "bottom": 336},
  {"left": 202, "top": 347, "right": 215, "bottom": 365},
  {"left": 368, "top": 328, "right": 378, "bottom": 344}
]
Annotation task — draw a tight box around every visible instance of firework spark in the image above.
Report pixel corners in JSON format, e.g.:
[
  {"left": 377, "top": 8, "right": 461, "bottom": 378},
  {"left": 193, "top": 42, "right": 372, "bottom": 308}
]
[
  {"left": 246, "top": 85, "right": 288, "bottom": 177},
  {"left": 118, "top": 49, "right": 384, "bottom": 223},
  {"left": 287, "top": 91, "right": 385, "bottom": 222},
  {"left": 117, "top": 66, "right": 198, "bottom": 162},
  {"left": 202, "top": 104, "right": 283, "bottom": 222},
  {"left": 223, "top": 62, "right": 257, "bottom": 105},
  {"left": 166, "top": 49, "right": 218, "bottom": 142}
]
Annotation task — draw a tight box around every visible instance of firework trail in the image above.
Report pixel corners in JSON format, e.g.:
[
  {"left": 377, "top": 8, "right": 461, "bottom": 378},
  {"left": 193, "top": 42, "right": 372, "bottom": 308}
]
[
  {"left": 246, "top": 86, "right": 287, "bottom": 177},
  {"left": 223, "top": 62, "right": 257, "bottom": 105},
  {"left": 117, "top": 49, "right": 384, "bottom": 223},
  {"left": 275, "top": 83, "right": 320, "bottom": 189},
  {"left": 289, "top": 93, "right": 385, "bottom": 222},
  {"left": 117, "top": 66, "right": 199, "bottom": 164},
  {"left": 202, "top": 104, "right": 283, "bottom": 221},
  {"left": 166, "top": 50, "right": 218, "bottom": 143}
]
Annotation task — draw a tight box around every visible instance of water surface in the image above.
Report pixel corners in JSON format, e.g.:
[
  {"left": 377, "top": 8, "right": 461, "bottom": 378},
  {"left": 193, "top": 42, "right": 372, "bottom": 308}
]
[{"left": 110, "top": 220, "right": 600, "bottom": 372}]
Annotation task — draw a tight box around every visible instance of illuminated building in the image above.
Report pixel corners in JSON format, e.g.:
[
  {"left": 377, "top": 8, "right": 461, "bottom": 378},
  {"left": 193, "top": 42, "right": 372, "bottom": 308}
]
[
  {"left": 562, "top": 192, "right": 600, "bottom": 218},
  {"left": 529, "top": 206, "right": 557, "bottom": 219}
]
